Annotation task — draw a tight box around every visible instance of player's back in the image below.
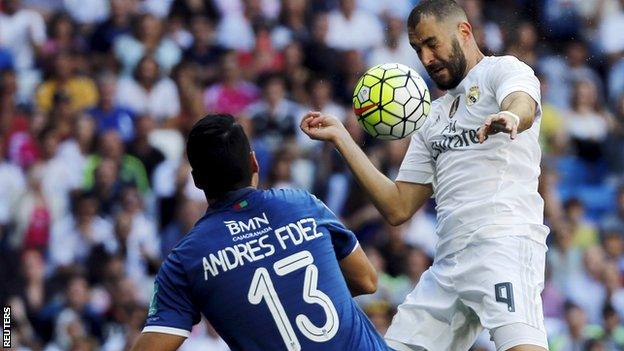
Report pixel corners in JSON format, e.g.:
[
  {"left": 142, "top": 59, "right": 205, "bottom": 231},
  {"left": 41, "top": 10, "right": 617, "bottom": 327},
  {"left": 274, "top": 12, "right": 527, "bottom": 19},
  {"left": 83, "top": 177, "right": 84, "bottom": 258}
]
[{"left": 145, "top": 187, "right": 388, "bottom": 351}]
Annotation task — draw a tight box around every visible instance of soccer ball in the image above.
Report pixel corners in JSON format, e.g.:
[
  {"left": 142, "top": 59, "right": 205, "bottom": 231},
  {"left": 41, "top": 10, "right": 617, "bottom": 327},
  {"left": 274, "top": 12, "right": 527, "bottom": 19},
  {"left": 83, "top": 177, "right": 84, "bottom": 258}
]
[{"left": 353, "top": 63, "right": 431, "bottom": 140}]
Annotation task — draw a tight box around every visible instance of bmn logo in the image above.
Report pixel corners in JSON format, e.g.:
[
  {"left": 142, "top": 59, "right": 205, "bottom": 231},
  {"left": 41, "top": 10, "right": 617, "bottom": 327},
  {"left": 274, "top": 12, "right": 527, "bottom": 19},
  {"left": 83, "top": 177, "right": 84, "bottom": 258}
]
[{"left": 224, "top": 213, "right": 270, "bottom": 235}]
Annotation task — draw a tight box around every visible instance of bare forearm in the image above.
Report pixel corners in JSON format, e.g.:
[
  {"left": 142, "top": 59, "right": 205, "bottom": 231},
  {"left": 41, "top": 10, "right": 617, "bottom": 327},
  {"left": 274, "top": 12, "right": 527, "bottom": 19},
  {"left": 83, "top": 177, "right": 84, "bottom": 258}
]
[
  {"left": 300, "top": 111, "right": 431, "bottom": 224},
  {"left": 500, "top": 92, "right": 538, "bottom": 133},
  {"left": 333, "top": 136, "right": 412, "bottom": 224}
]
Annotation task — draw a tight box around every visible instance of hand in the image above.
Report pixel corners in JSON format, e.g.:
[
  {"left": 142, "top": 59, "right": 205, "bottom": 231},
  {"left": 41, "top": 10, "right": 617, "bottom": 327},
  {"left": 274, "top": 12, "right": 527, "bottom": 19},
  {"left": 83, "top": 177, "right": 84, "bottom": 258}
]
[
  {"left": 476, "top": 112, "right": 519, "bottom": 143},
  {"left": 300, "top": 111, "right": 349, "bottom": 144}
]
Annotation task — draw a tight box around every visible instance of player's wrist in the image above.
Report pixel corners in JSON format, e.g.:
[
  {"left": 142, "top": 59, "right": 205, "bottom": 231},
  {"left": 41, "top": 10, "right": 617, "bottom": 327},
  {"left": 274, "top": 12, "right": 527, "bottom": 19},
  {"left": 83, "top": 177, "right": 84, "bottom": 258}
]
[
  {"left": 330, "top": 127, "right": 350, "bottom": 147},
  {"left": 499, "top": 110, "right": 520, "bottom": 126}
]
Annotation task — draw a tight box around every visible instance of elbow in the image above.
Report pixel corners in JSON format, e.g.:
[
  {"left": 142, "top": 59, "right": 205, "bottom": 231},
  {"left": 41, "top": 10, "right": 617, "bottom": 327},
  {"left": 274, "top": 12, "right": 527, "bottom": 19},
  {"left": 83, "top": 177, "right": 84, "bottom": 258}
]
[
  {"left": 385, "top": 210, "right": 410, "bottom": 226},
  {"left": 354, "top": 270, "right": 378, "bottom": 296},
  {"left": 364, "top": 271, "right": 378, "bottom": 294}
]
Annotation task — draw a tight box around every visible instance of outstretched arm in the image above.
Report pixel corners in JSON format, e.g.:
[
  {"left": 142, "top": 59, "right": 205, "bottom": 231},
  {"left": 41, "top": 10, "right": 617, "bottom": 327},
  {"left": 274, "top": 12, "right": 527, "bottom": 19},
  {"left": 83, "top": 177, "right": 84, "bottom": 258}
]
[
  {"left": 301, "top": 112, "right": 433, "bottom": 225},
  {"left": 476, "top": 91, "right": 538, "bottom": 142}
]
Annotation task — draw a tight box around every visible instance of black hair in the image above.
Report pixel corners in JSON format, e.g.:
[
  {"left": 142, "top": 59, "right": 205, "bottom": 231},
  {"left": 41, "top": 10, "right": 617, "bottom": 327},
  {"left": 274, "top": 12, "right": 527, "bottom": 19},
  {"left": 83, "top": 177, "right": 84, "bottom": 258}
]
[
  {"left": 407, "top": 0, "right": 466, "bottom": 29},
  {"left": 186, "top": 114, "right": 252, "bottom": 199}
]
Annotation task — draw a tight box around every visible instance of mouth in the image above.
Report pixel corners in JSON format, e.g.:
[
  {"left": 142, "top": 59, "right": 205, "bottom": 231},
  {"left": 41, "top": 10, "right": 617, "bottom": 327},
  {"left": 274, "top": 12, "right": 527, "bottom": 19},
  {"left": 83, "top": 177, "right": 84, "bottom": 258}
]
[{"left": 428, "top": 66, "right": 445, "bottom": 77}]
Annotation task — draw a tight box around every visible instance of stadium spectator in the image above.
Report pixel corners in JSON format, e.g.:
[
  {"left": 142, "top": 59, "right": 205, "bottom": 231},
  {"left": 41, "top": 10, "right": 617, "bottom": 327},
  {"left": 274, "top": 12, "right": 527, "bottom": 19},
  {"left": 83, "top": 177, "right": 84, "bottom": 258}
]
[
  {"left": 566, "top": 80, "right": 612, "bottom": 163},
  {"left": 49, "top": 191, "right": 116, "bottom": 268},
  {"left": 113, "top": 13, "right": 181, "bottom": 76},
  {"left": 159, "top": 197, "right": 205, "bottom": 256},
  {"left": 87, "top": 74, "right": 136, "bottom": 142},
  {"left": 303, "top": 13, "right": 339, "bottom": 77},
  {"left": 585, "top": 304, "right": 624, "bottom": 349},
  {"left": 599, "top": 3, "right": 624, "bottom": 61},
  {"left": 41, "top": 12, "right": 86, "bottom": 60},
  {"left": 115, "top": 55, "right": 180, "bottom": 123},
  {"left": 550, "top": 302, "right": 592, "bottom": 351},
  {"left": 566, "top": 246, "right": 609, "bottom": 324},
  {"left": 325, "top": 0, "right": 383, "bottom": 51},
  {"left": 565, "top": 198, "right": 600, "bottom": 249},
  {"left": 0, "top": 0, "right": 47, "bottom": 100},
  {"left": 126, "top": 116, "right": 165, "bottom": 183},
  {"left": 37, "top": 126, "right": 80, "bottom": 220},
  {"left": 282, "top": 42, "right": 310, "bottom": 104},
  {"left": 182, "top": 15, "right": 224, "bottom": 83},
  {"left": 83, "top": 130, "right": 150, "bottom": 194},
  {"left": 0, "top": 134, "right": 25, "bottom": 232},
  {"left": 88, "top": 0, "right": 133, "bottom": 56},
  {"left": 35, "top": 51, "right": 98, "bottom": 114},
  {"left": 540, "top": 40, "right": 603, "bottom": 110},
  {"left": 505, "top": 22, "right": 540, "bottom": 69},
  {"left": 246, "top": 73, "right": 302, "bottom": 151},
  {"left": 115, "top": 186, "right": 159, "bottom": 294},
  {"left": 306, "top": 75, "right": 346, "bottom": 123},
  {"left": 368, "top": 16, "right": 424, "bottom": 75},
  {"left": 215, "top": 0, "right": 259, "bottom": 51},
  {"left": 274, "top": 0, "right": 310, "bottom": 45}
]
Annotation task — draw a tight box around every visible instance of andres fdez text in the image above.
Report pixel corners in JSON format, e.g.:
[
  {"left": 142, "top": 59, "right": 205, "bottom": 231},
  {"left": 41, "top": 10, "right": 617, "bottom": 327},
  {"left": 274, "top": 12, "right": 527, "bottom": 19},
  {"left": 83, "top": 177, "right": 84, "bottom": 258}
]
[{"left": 2, "top": 306, "right": 10, "bottom": 348}]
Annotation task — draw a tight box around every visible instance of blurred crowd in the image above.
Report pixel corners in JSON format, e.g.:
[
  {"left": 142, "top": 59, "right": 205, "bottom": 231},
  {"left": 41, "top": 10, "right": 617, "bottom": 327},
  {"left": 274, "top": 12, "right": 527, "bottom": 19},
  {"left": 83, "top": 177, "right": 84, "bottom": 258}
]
[{"left": 0, "top": 0, "right": 623, "bottom": 350}]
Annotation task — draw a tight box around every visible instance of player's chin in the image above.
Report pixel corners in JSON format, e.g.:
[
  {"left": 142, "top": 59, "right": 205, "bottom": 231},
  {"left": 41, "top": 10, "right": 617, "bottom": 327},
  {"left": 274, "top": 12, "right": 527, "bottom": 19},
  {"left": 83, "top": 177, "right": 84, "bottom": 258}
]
[{"left": 431, "top": 71, "right": 452, "bottom": 89}]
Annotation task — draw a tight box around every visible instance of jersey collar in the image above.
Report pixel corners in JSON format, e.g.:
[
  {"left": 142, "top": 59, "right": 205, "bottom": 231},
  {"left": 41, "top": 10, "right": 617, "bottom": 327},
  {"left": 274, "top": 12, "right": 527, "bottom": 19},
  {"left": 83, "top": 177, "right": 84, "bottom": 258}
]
[
  {"left": 448, "top": 56, "right": 489, "bottom": 96},
  {"left": 207, "top": 187, "right": 257, "bottom": 213}
]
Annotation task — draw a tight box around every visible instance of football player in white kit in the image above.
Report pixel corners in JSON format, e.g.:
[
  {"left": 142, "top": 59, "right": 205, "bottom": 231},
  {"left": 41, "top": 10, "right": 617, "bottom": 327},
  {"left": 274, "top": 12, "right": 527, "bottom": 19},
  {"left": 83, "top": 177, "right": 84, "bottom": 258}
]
[{"left": 300, "top": 1, "right": 549, "bottom": 350}]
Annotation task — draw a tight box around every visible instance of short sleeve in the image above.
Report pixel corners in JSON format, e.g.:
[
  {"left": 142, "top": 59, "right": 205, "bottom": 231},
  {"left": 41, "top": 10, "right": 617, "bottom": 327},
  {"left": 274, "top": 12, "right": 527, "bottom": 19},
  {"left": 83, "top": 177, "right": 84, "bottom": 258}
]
[
  {"left": 311, "top": 194, "right": 359, "bottom": 260},
  {"left": 490, "top": 56, "right": 541, "bottom": 109},
  {"left": 143, "top": 252, "right": 200, "bottom": 337},
  {"left": 396, "top": 130, "right": 434, "bottom": 184}
]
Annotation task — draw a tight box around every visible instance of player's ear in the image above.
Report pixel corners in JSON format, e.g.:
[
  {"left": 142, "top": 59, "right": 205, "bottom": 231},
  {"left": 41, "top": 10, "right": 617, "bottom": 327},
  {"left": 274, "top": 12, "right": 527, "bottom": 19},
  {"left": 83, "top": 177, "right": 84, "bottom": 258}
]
[
  {"left": 250, "top": 151, "right": 259, "bottom": 187},
  {"left": 457, "top": 21, "right": 472, "bottom": 42}
]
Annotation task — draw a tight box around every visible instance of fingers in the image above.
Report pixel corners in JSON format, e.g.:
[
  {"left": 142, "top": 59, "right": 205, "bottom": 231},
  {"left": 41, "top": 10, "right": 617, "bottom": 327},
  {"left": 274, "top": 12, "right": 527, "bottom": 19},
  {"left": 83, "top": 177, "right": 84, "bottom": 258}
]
[
  {"left": 477, "top": 115, "right": 493, "bottom": 143},
  {"left": 478, "top": 114, "right": 520, "bottom": 143},
  {"left": 510, "top": 123, "right": 518, "bottom": 140},
  {"left": 300, "top": 111, "right": 322, "bottom": 134}
]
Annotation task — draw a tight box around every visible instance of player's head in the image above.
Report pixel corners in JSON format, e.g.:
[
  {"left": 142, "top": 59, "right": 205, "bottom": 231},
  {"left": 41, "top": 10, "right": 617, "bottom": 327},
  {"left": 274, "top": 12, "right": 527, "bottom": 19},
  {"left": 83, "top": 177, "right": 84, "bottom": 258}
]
[
  {"left": 407, "top": 0, "right": 477, "bottom": 90},
  {"left": 186, "top": 114, "right": 259, "bottom": 200}
]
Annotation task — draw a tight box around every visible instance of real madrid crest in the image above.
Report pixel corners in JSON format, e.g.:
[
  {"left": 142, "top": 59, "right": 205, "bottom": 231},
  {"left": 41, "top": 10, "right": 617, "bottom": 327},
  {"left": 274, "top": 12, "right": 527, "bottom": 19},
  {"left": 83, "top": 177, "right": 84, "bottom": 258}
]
[
  {"left": 466, "top": 85, "right": 480, "bottom": 106},
  {"left": 449, "top": 96, "right": 460, "bottom": 118}
]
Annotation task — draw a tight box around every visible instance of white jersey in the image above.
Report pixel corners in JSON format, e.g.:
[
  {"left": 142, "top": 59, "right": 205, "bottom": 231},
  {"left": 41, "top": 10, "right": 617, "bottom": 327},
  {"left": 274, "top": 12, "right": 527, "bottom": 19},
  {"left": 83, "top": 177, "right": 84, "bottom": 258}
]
[{"left": 397, "top": 55, "right": 549, "bottom": 258}]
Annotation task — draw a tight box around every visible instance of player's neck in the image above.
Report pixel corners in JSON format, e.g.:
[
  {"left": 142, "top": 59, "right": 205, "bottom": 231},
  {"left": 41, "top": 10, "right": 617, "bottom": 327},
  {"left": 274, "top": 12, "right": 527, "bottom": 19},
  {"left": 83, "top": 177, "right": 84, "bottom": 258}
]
[
  {"left": 206, "top": 184, "right": 257, "bottom": 206},
  {"left": 465, "top": 49, "right": 486, "bottom": 76}
]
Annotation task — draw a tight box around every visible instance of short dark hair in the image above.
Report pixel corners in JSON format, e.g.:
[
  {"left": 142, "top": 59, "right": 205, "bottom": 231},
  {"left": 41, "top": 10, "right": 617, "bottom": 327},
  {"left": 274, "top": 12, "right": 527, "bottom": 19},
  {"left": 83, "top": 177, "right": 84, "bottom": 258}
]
[
  {"left": 186, "top": 114, "right": 252, "bottom": 199},
  {"left": 407, "top": 0, "right": 466, "bottom": 29}
]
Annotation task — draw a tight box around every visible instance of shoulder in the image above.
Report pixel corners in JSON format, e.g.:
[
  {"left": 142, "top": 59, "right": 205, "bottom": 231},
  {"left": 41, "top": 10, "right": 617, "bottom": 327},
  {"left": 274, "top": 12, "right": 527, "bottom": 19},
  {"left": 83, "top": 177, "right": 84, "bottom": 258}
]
[
  {"left": 485, "top": 55, "right": 534, "bottom": 74},
  {"left": 262, "top": 188, "right": 317, "bottom": 204},
  {"left": 260, "top": 188, "right": 327, "bottom": 214}
]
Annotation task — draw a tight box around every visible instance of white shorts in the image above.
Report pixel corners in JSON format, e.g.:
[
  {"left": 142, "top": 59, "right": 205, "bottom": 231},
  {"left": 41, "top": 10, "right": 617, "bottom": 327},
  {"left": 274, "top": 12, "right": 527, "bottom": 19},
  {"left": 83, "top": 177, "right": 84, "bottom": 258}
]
[{"left": 385, "top": 235, "right": 548, "bottom": 351}]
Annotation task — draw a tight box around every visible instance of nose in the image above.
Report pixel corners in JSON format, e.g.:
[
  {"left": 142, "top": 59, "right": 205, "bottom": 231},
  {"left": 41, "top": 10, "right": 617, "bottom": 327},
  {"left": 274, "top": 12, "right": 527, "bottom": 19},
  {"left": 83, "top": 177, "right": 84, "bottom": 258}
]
[{"left": 419, "top": 47, "right": 435, "bottom": 67}]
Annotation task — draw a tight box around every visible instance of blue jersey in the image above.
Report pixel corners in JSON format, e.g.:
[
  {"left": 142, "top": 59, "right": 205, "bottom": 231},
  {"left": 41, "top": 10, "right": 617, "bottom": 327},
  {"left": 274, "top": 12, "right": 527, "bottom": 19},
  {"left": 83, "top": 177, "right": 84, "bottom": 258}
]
[{"left": 143, "top": 187, "right": 389, "bottom": 351}]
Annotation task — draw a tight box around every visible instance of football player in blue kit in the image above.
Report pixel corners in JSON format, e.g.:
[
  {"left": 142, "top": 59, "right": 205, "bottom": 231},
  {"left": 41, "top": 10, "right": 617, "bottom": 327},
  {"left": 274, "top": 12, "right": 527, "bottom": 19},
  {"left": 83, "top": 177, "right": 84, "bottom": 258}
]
[{"left": 130, "top": 114, "right": 390, "bottom": 351}]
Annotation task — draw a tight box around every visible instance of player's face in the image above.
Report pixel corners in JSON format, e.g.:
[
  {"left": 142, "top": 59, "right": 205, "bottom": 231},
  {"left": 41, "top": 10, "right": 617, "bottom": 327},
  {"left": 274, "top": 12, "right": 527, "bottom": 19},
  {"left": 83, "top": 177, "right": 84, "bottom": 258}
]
[{"left": 409, "top": 16, "right": 467, "bottom": 90}]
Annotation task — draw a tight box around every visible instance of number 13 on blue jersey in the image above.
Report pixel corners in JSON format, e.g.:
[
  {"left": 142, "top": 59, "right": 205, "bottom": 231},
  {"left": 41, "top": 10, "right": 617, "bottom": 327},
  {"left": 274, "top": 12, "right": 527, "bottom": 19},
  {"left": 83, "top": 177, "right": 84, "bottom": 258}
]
[{"left": 247, "top": 251, "right": 340, "bottom": 351}]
